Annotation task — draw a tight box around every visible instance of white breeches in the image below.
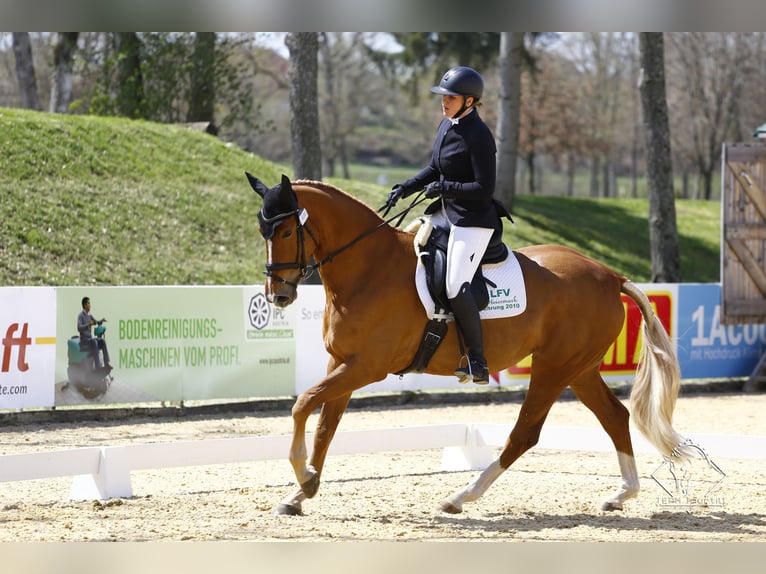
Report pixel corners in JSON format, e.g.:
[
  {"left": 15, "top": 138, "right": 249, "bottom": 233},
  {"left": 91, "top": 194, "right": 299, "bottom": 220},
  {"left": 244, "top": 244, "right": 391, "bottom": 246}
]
[{"left": 430, "top": 212, "right": 493, "bottom": 299}]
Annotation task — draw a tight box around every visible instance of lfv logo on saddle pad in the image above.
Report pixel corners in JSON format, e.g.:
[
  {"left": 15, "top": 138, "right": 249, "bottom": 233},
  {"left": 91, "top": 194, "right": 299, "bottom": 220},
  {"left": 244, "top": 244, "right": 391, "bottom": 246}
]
[{"left": 415, "top": 250, "right": 528, "bottom": 320}]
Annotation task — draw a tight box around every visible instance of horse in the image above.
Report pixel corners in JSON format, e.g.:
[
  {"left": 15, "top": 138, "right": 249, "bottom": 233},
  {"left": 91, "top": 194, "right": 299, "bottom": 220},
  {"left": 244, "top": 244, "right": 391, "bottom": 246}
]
[{"left": 246, "top": 173, "right": 696, "bottom": 516}]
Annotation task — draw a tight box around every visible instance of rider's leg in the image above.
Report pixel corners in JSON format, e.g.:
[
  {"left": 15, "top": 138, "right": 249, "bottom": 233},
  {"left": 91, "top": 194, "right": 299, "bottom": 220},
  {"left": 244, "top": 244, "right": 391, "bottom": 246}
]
[
  {"left": 446, "top": 226, "right": 493, "bottom": 384},
  {"left": 88, "top": 339, "right": 103, "bottom": 369},
  {"left": 97, "top": 339, "right": 111, "bottom": 368}
]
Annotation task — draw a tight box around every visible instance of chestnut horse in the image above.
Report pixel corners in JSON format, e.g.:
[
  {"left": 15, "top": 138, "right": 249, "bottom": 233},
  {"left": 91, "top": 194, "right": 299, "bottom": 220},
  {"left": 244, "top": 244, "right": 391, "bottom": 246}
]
[{"left": 247, "top": 173, "right": 695, "bottom": 516}]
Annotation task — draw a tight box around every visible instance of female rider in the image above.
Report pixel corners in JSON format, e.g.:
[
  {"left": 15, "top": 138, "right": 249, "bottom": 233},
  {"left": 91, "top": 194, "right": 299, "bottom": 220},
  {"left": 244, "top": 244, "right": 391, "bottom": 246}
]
[{"left": 387, "top": 66, "right": 510, "bottom": 384}]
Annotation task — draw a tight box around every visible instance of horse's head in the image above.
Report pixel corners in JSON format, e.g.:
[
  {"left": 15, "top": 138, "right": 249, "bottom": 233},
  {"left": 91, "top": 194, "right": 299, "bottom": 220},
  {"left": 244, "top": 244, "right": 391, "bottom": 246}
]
[{"left": 247, "top": 172, "right": 315, "bottom": 307}]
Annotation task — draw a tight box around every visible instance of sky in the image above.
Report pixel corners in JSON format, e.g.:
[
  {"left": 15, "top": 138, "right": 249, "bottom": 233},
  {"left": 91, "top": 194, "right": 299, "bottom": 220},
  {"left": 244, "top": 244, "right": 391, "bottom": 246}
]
[{"left": 253, "top": 32, "right": 403, "bottom": 59}]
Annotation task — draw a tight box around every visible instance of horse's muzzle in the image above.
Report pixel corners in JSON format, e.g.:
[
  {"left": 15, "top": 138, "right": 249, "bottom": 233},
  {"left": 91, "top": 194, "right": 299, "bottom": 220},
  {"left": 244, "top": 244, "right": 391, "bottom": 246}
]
[
  {"left": 271, "top": 294, "right": 294, "bottom": 308},
  {"left": 266, "top": 285, "right": 297, "bottom": 308}
]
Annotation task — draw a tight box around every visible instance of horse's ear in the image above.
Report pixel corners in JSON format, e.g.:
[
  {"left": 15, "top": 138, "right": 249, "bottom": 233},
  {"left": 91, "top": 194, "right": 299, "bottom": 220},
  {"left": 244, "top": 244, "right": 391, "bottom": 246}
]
[
  {"left": 245, "top": 172, "right": 269, "bottom": 198},
  {"left": 278, "top": 174, "right": 297, "bottom": 207}
]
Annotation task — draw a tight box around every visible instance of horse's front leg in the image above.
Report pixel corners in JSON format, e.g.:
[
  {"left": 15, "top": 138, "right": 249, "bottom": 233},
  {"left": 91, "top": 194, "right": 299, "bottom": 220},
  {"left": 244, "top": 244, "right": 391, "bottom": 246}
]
[
  {"left": 274, "top": 393, "right": 351, "bottom": 516},
  {"left": 272, "top": 400, "right": 320, "bottom": 516},
  {"left": 289, "top": 391, "right": 352, "bottom": 498},
  {"left": 274, "top": 361, "right": 361, "bottom": 516}
]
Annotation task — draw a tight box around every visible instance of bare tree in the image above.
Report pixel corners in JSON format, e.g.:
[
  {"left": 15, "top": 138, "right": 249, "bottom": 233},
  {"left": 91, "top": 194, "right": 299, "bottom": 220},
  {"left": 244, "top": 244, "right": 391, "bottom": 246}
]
[
  {"left": 285, "top": 32, "right": 322, "bottom": 180},
  {"left": 50, "top": 32, "right": 79, "bottom": 113},
  {"left": 12, "top": 32, "right": 41, "bottom": 110},
  {"left": 666, "top": 33, "right": 747, "bottom": 200},
  {"left": 639, "top": 33, "right": 681, "bottom": 282},
  {"left": 495, "top": 32, "right": 522, "bottom": 209}
]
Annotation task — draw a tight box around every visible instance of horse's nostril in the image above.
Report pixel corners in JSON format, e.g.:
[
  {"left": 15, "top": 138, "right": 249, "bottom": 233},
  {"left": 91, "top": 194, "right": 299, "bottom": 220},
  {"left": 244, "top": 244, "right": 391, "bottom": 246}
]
[{"left": 274, "top": 296, "right": 292, "bottom": 308}]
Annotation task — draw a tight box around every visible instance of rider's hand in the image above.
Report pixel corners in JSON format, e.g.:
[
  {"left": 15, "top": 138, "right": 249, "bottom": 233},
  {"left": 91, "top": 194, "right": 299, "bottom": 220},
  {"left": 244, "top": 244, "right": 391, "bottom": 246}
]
[
  {"left": 424, "top": 181, "right": 444, "bottom": 198},
  {"left": 386, "top": 185, "right": 404, "bottom": 208}
]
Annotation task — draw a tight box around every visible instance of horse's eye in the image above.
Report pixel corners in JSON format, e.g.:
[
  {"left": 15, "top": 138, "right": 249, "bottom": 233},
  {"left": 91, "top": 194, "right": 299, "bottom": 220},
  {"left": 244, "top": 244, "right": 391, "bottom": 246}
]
[{"left": 281, "top": 229, "right": 293, "bottom": 239}]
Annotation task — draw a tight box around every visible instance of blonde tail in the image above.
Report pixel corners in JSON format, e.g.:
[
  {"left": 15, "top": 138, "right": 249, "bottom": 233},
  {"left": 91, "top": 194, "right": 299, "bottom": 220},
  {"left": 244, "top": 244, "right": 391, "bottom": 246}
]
[{"left": 622, "top": 281, "right": 696, "bottom": 463}]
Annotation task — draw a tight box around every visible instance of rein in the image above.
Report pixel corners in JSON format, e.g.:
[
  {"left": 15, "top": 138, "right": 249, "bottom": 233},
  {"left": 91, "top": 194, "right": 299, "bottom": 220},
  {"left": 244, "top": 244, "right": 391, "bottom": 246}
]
[{"left": 263, "top": 191, "right": 427, "bottom": 287}]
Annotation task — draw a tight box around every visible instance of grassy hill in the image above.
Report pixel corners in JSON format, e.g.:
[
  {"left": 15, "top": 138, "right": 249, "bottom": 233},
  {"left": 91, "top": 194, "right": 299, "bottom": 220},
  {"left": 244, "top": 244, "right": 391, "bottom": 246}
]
[{"left": 0, "top": 107, "right": 720, "bottom": 286}]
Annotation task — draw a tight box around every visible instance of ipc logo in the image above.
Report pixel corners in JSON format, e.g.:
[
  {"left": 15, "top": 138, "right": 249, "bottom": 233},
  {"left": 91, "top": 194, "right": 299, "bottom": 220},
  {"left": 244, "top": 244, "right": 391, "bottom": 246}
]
[{"left": 248, "top": 293, "right": 271, "bottom": 330}]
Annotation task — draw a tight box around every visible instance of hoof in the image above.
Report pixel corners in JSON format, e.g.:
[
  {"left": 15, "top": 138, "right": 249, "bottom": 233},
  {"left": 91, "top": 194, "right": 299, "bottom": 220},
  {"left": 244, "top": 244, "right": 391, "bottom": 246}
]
[
  {"left": 600, "top": 500, "right": 624, "bottom": 512},
  {"left": 300, "top": 474, "right": 320, "bottom": 499},
  {"left": 273, "top": 503, "right": 302, "bottom": 516},
  {"left": 438, "top": 500, "right": 463, "bottom": 514}
]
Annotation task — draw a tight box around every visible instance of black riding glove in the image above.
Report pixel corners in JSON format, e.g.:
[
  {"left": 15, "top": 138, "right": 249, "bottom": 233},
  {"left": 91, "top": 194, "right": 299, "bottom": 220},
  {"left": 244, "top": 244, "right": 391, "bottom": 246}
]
[
  {"left": 386, "top": 185, "right": 405, "bottom": 208},
  {"left": 424, "top": 181, "right": 444, "bottom": 198}
]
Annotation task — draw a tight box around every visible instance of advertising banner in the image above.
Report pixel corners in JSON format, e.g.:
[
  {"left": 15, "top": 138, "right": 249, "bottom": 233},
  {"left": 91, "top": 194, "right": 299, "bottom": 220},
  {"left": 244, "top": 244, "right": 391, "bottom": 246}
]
[
  {"left": 0, "top": 287, "right": 57, "bottom": 409},
  {"left": 2, "top": 282, "right": 763, "bottom": 411},
  {"left": 54, "top": 286, "right": 295, "bottom": 406},
  {"left": 677, "top": 283, "right": 766, "bottom": 379},
  {"left": 497, "top": 284, "right": 679, "bottom": 385}
]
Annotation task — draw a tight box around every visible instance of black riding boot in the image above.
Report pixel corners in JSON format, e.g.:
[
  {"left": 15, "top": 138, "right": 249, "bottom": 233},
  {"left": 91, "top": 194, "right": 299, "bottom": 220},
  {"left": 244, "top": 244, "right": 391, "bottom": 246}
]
[{"left": 449, "top": 282, "right": 489, "bottom": 384}]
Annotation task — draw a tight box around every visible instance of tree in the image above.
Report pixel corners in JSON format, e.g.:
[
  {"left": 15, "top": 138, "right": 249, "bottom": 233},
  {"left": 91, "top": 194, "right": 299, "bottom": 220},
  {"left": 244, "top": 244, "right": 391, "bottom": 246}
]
[
  {"left": 666, "top": 33, "right": 747, "bottom": 200},
  {"left": 495, "top": 32, "right": 522, "bottom": 209},
  {"left": 188, "top": 32, "right": 216, "bottom": 125},
  {"left": 12, "top": 32, "right": 40, "bottom": 110},
  {"left": 285, "top": 32, "right": 322, "bottom": 180},
  {"left": 50, "top": 32, "right": 79, "bottom": 113},
  {"left": 639, "top": 33, "right": 681, "bottom": 282},
  {"left": 114, "top": 32, "right": 144, "bottom": 119}
]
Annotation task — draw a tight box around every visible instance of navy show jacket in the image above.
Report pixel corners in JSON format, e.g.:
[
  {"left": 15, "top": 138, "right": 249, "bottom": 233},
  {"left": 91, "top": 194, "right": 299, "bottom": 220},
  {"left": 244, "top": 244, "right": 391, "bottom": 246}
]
[{"left": 400, "top": 109, "right": 502, "bottom": 231}]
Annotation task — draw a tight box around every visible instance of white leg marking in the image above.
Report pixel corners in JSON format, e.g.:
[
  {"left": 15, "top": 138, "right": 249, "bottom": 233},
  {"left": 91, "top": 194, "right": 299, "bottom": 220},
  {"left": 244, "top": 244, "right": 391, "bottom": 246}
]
[
  {"left": 441, "top": 459, "right": 506, "bottom": 512},
  {"left": 275, "top": 488, "right": 306, "bottom": 515},
  {"left": 601, "top": 451, "right": 640, "bottom": 511}
]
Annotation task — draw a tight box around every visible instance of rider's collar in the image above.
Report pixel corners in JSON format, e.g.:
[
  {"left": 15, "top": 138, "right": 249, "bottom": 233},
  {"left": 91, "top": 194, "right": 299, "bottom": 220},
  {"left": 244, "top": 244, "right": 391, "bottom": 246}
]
[{"left": 448, "top": 108, "right": 475, "bottom": 125}]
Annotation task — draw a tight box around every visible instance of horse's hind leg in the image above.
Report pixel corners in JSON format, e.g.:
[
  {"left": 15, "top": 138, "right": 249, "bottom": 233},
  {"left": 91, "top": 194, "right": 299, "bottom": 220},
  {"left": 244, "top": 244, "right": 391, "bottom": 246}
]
[
  {"left": 569, "top": 370, "right": 639, "bottom": 511},
  {"left": 439, "top": 368, "right": 566, "bottom": 514}
]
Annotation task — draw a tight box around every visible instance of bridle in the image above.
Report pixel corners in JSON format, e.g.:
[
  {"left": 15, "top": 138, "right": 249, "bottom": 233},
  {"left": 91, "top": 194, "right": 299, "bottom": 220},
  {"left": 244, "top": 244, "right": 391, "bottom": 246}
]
[
  {"left": 260, "top": 207, "right": 317, "bottom": 288},
  {"left": 260, "top": 191, "right": 426, "bottom": 289}
]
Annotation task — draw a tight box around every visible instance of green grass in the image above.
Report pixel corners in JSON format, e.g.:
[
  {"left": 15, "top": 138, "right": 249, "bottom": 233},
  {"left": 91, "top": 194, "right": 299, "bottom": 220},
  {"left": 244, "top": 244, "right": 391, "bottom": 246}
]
[{"left": 0, "top": 107, "right": 720, "bottom": 286}]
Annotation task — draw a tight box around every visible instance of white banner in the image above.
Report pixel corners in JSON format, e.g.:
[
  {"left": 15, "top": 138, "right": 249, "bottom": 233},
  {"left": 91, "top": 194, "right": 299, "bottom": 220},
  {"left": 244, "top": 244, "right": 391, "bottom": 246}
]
[{"left": 0, "top": 287, "right": 56, "bottom": 408}]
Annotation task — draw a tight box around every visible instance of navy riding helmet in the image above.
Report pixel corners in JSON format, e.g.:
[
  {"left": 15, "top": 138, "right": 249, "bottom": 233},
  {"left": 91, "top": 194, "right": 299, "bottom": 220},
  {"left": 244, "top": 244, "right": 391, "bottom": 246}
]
[{"left": 430, "top": 66, "right": 484, "bottom": 100}]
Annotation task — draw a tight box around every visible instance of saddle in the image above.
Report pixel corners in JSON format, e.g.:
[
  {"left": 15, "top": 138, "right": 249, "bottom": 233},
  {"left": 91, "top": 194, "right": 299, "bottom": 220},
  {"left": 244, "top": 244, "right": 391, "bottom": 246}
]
[
  {"left": 417, "top": 218, "right": 508, "bottom": 315},
  {"left": 396, "top": 218, "right": 509, "bottom": 375}
]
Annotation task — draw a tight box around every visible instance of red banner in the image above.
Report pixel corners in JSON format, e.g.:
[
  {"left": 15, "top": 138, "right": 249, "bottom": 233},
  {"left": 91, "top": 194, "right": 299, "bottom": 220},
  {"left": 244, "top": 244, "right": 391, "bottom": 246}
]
[{"left": 503, "top": 291, "right": 673, "bottom": 378}]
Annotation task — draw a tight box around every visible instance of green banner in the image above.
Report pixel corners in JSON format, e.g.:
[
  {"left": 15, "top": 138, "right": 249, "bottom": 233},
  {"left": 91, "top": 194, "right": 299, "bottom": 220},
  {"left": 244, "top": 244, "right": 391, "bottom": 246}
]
[{"left": 55, "top": 286, "right": 295, "bottom": 405}]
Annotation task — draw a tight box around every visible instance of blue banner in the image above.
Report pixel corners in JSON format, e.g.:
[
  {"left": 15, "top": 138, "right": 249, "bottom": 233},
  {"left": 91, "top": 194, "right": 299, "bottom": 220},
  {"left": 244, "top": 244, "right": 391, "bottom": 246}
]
[{"left": 677, "top": 284, "right": 766, "bottom": 379}]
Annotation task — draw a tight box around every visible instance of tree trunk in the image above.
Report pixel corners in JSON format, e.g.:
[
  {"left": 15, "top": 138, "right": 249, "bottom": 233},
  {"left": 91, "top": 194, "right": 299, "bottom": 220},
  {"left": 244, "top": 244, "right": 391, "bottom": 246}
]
[
  {"left": 566, "top": 153, "right": 575, "bottom": 197},
  {"left": 589, "top": 155, "right": 600, "bottom": 197},
  {"left": 639, "top": 33, "right": 681, "bottom": 282},
  {"left": 114, "top": 33, "right": 144, "bottom": 119},
  {"left": 188, "top": 32, "right": 216, "bottom": 125},
  {"left": 526, "top": 151, "right": 536, "bottom": 195},
  {"left": 285, "top": 32, "right": 322, "bottom": 181},
  {"left": 12, "top": 32, "right": 41, "bottom": 110},
  {"left": 495, "top": 32, "right": 522, "bottom": 210},
  {"left": 49, "top": 32, "right": 79, "bottom": 113},
  {"left": 631, "top": 138, "right": 639, "bottom": 198},
  {"left": 319, "top": 33, "right": 337, "bottom": 178},
  {"left": 702, "top": 167, "right": 714, "bottom": 201}
]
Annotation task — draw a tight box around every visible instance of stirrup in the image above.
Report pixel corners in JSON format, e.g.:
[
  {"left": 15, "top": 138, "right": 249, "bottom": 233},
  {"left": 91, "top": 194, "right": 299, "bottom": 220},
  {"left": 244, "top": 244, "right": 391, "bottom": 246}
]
[{"left": 455, "top": 356, "right": 489, "bottom": 385}]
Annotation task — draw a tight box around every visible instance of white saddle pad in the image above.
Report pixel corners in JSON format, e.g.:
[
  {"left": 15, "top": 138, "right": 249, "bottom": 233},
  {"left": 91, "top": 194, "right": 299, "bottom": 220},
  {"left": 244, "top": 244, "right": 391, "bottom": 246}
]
[{"left": 414, "top": 248, "right": 527, "bottom": 321}]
